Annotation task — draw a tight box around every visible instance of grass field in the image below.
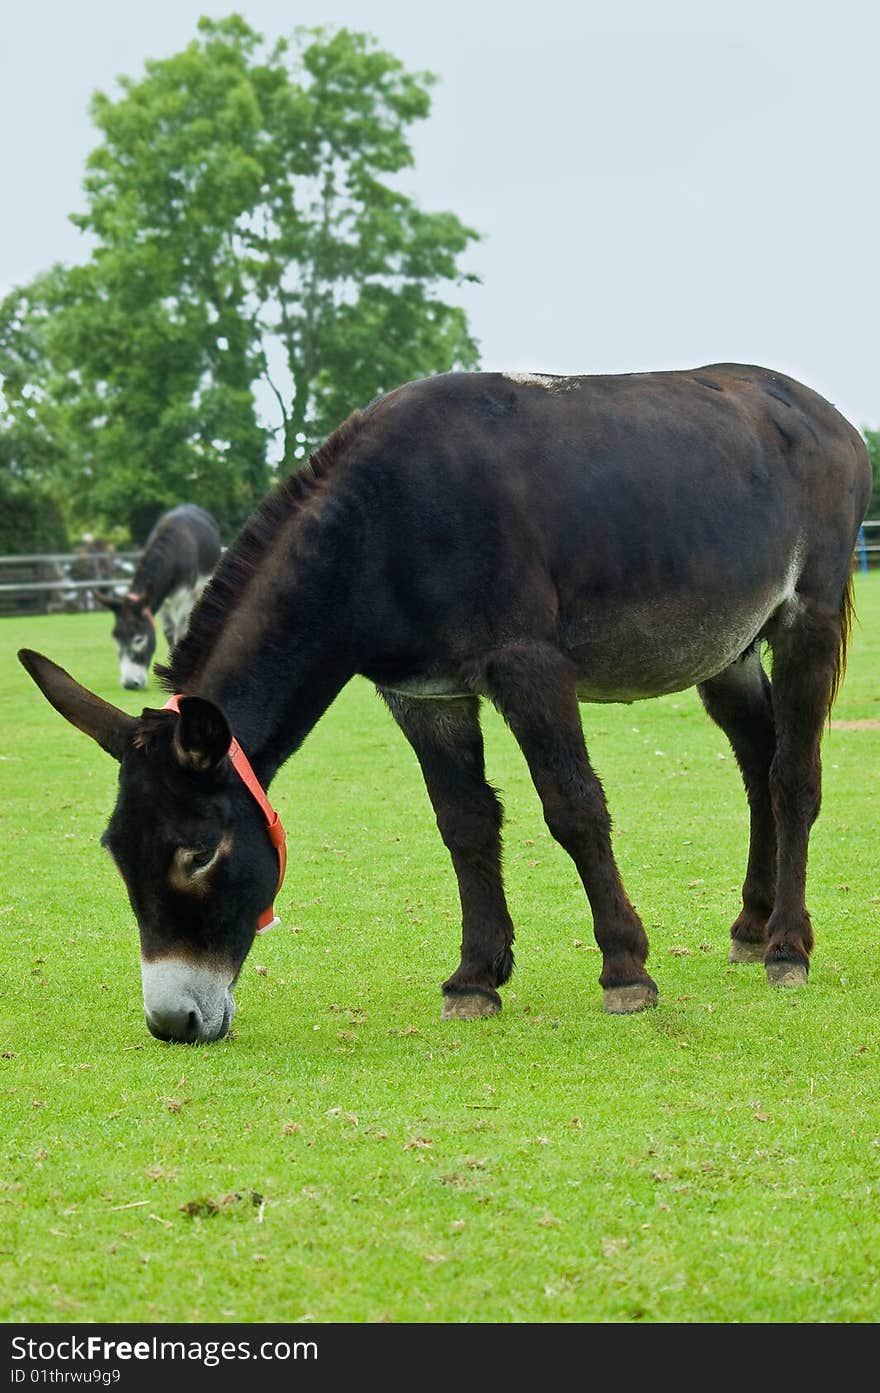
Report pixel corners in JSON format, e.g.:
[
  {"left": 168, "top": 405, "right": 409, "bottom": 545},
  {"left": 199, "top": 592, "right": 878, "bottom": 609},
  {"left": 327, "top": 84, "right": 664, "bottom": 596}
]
[{"left": 1, "top": 574, "right": 879, "bottom": 1324}]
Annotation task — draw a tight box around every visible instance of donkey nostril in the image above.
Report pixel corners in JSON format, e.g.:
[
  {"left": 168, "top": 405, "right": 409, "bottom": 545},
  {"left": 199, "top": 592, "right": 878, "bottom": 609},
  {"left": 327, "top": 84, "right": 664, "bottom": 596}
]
[
  {"left": 141, "top": 965, "right": 234, "bottom": 1045},
  {"left": 146, "top": 1001, "right": 203, "bottom": 1044}
]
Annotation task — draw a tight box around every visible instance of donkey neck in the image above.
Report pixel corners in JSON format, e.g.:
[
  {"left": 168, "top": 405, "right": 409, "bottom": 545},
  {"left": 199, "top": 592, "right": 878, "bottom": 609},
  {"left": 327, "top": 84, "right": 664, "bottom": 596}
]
[
  {"left": 164, "top": 488, "right": 360, "bottom": 787},
  {"left": 200, "top": 619, "right": 354, "bottom": 787}
]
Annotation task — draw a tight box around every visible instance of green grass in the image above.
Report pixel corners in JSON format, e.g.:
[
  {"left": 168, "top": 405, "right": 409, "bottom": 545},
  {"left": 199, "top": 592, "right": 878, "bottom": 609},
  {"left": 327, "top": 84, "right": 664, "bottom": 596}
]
[{"left": 1, "top": 576, "right": 879, "bottom": 1324}]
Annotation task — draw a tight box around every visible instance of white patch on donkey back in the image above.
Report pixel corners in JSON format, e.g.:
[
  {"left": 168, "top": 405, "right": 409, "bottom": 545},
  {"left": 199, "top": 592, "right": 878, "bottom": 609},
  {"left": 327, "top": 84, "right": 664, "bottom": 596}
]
[{"left": 503, "top": 372, "right": 561, "bottom": 390}]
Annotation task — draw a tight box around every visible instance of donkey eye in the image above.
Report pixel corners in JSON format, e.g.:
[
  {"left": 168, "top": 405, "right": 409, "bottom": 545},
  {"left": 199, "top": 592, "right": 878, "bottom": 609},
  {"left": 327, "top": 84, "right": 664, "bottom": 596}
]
[
  {"left": 168, "top": 832, "right": 232, "bottom": 891},
  {"left": 175, "top": 845, "right": 219, "bottom": 875}
]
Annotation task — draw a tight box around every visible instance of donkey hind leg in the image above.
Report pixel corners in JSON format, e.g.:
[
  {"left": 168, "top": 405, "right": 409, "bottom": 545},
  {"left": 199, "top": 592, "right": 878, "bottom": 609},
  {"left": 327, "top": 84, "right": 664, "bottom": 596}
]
[
  {"left": 380, "top": 692, "right": 515, "bottom": 1020},
  {"left": 761, "top": 595, "right": 844, "bottom": 988},
  {"left": 698, "top": 648, "right": 777, "bottom": 965},
  {"left": 463, "top": 643, "right": 657, "bottom": 1014}
]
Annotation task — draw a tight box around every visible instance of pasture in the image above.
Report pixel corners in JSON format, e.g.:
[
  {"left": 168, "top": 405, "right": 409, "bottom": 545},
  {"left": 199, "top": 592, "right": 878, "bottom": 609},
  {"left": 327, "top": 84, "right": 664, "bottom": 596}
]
[{"left": 1, "top": 574, "right": 879, "bottom": 1324}]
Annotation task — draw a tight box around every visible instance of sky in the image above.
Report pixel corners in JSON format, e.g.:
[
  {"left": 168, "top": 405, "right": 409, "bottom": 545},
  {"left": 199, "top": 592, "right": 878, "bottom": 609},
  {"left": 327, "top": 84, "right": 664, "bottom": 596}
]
[{"left": 2, "top": 0, "right": 879, "bottom": 430}]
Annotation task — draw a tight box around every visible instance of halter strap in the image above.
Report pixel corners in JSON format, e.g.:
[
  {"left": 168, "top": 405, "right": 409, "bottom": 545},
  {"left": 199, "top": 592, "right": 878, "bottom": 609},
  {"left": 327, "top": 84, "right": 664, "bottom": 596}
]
[
  {"left": 162, "top": 695, "right": 287, "bottom": 933},
  {"left": 126, "top": 593, "right": 155, "bottom": 627}
]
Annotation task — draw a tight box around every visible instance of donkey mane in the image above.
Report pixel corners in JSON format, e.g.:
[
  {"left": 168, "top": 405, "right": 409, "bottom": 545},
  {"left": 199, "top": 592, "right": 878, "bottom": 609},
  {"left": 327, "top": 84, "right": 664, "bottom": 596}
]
[
  {"left": 156, "top": 410, "right": 365, "bottom": 693},
  {"left": 131, "top": 708, "right": 175, "bottom": 750}
]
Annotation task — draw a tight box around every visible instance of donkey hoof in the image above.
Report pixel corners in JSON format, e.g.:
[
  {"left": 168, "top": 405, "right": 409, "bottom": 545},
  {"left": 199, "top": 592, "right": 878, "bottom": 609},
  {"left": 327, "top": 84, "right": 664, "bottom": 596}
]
[
  {"left": 603, "top": 981, "right": 658, "bottom": 1014},
  {"left": 729, "top": 940, "right": 767, "bottom": 964},
  {"left": 441, "top": 991, "right": 501, "bottom": 1021},
  {"left": 766, "top": 960, "right": 808, "bottom": 988}
]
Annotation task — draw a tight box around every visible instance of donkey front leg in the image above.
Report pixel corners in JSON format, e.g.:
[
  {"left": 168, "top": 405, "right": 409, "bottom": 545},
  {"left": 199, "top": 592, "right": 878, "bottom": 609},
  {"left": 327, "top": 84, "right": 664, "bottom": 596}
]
[
  {"left": 464, "top": 644, "right": 657, "bottom": 1014},
  {"left": 380, "top": 692, "right": 515, "bottom": 1020}
]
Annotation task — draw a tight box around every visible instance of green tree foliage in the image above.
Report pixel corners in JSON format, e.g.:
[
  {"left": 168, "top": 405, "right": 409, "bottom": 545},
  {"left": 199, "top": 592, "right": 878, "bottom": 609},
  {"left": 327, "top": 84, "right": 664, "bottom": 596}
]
[
  {"left": 0, "top": 468, "right": 68, "bottom": 555},
  {"left": 862, "top": 429, "right": 880, "bottom": 520},
  {"left": 0, "top": 15, "right": 480, "bottom": 542},
  {"left": 0, "top": 270, "right": 77, "bottom": 552}
]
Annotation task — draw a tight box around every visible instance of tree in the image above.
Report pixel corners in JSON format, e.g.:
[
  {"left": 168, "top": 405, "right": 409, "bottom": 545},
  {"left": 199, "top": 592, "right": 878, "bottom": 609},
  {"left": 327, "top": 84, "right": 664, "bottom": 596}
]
[
  {"left": 0, "top": 15, "right": 480, "bottom": 542},
  {"left": 862, "top": 429, "right": 880, "bottom": 520},
  {"left": 0, "top": 269, "right": 77, "bottom": 551},
  {"left": 0, "top": 452, "right": 69, "bottom": 555}
]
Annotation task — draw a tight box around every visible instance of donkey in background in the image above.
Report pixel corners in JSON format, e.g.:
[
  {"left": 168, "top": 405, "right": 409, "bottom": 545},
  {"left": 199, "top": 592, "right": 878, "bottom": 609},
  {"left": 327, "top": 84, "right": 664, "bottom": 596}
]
[{"left": 97, "top": 504, "right": 222, "bottom": 689}]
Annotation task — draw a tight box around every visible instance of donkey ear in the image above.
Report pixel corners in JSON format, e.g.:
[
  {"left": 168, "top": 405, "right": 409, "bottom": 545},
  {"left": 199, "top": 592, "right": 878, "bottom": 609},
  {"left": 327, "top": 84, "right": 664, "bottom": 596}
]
[
  {"left": 173, "top": 696, "right": 231, "bottom": 772},
  {"left": 18, "top": 648, "right": 137, "bottom": 762},
  {"left": 94, "top": 590, "right": 122, "bottom": 612}
]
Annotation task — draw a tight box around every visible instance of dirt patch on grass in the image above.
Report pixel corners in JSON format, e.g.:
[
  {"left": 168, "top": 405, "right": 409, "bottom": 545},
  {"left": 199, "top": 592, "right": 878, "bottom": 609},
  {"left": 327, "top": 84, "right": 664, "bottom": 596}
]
[{"left": 831, "top": 719, "right": 880, "bottom": 730}]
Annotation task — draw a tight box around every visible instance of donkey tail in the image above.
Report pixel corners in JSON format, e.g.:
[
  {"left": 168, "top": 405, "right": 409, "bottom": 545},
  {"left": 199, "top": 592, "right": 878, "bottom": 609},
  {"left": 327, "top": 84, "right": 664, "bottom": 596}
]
[{"left": 829, "top": 570, "right": 856, "bottom": 714}]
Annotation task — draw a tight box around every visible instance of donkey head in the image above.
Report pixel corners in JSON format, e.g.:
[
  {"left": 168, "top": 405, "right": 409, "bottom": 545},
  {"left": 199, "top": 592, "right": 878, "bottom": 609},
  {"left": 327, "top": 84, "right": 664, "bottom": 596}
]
[
  {"left": 18, "top": 649, "right": 281, "bottom": 1044},
  {"left": 95, "top": 591, "right": 157, "bottom": 690}
]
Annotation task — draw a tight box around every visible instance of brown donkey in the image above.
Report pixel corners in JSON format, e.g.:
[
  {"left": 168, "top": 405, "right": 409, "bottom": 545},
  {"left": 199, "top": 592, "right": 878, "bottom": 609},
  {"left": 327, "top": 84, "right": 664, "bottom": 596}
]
[{"left": 19, "top": 364, "right": 872, "bottom": 1042}]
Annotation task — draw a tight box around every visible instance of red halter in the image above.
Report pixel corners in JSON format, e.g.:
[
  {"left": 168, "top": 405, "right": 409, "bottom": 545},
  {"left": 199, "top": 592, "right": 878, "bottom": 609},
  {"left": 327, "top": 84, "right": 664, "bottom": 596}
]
[
  {"left": 163, "top": 695, "right": 287, "bottom": 933},
  {"left": 126, "top": 593, "right": 155, "bottom": 628}
]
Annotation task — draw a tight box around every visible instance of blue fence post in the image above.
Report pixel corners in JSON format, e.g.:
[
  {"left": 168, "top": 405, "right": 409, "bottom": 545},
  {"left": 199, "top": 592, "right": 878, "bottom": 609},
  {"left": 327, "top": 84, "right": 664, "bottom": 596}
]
[{"left": 858, "top": 525, "right": 868, "bottom": 575}]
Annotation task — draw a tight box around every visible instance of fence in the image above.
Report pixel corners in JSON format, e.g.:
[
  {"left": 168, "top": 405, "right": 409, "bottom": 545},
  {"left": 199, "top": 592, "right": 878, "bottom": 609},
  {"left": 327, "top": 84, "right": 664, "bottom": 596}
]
[
  {"left": 1, "top": 522, "right": 879, "bottom": 619},
  {"left": 855, "top": 519, "right": 880, "bottom": 574},
  {"left": 0, "top": 548, "right": 141, "bottom": 618}
]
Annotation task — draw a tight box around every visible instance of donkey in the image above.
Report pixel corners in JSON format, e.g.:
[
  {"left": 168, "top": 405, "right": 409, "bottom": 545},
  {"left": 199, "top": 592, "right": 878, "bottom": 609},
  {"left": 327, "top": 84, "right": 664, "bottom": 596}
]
[
  {"left": 19, "top": 364, "right": 871, "bottom": 1044},
  {"left": 96, "top": 504, "right": 222, "bottom": 689}
]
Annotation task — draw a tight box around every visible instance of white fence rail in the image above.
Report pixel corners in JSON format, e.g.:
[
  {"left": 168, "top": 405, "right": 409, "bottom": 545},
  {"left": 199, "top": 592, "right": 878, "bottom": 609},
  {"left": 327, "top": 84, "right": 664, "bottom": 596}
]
[{"left": 0, "top": 549, "right": 141, "bottom": 616}]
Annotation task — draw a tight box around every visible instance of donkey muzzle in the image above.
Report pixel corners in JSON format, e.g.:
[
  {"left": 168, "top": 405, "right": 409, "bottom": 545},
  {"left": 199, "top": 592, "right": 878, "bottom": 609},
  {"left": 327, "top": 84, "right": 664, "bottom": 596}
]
[{"left": 141, "top": 959, "right": 235, "bottom": 1044}]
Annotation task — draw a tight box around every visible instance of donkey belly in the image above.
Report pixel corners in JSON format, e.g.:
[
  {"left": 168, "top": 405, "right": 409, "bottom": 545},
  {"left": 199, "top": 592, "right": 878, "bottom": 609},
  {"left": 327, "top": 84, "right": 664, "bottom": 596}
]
[
  {"left": 566, "top": 582, "right": 795, "bottom": 702},
  {"left": 380, "top": 582, "right": 796, "bottom": 704},
  {"left": 378, "top": 527, "right": 803, "bottom": 704}
]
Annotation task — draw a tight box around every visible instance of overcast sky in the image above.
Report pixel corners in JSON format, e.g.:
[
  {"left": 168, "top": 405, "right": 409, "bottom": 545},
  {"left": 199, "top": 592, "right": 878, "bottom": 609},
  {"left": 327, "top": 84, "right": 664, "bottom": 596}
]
[{"left": 3, "top": 0, "right": 879, "bottom": 430}]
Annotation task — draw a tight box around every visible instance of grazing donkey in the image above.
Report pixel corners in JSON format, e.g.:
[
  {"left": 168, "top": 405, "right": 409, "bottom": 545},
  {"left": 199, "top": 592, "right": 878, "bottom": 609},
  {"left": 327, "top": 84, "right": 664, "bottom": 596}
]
[
  {"left": 19, "top": 364, "right": 871, "bottom": 1043},
  {"left": 97, "top": 504, "right": 221, "bottom": 688}
]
